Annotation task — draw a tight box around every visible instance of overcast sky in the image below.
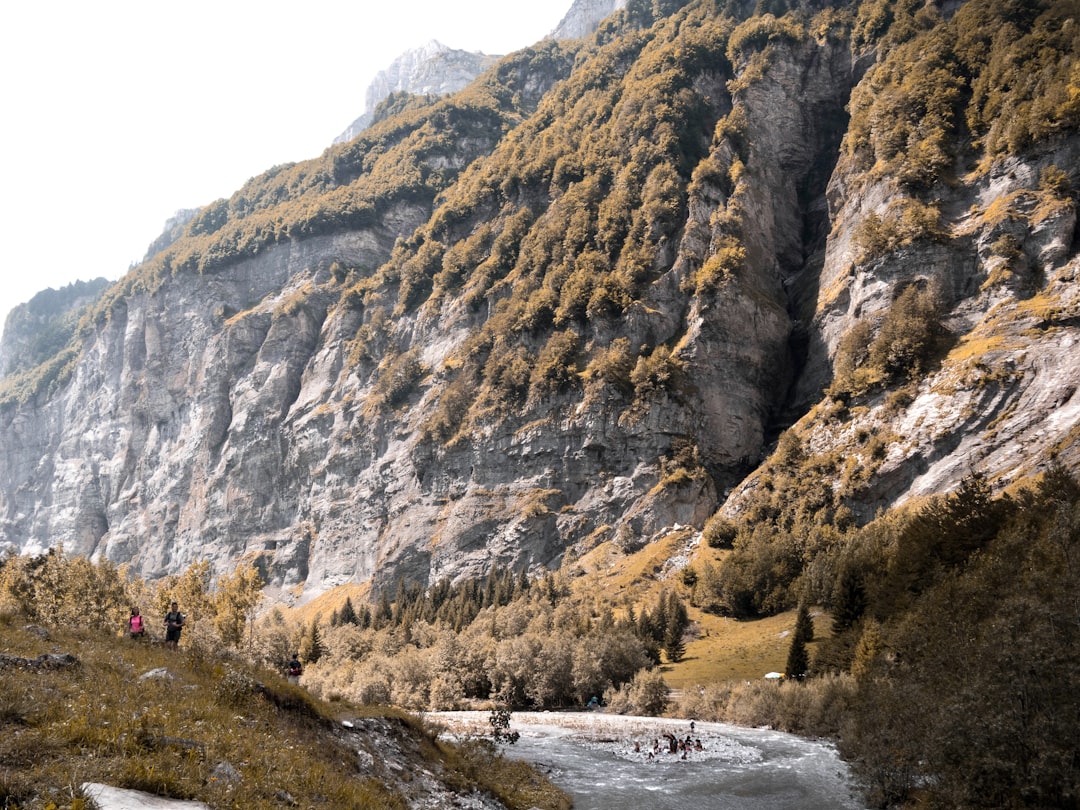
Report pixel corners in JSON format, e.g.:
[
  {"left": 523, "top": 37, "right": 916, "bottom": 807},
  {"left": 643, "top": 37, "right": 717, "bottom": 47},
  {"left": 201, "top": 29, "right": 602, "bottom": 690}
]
[{"left": 0, "top": 0, "right": 571, "bottom": 332}]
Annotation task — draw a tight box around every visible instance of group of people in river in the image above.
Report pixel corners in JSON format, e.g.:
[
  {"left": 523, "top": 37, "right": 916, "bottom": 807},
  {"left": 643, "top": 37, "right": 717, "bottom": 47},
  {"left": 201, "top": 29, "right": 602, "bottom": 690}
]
[{"left": 632, "top": 723, "right": 705, "bottom": 761}]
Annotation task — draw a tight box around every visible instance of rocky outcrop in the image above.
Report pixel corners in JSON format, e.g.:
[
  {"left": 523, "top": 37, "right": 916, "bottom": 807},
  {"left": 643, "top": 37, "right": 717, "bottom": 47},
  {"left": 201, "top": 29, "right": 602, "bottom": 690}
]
[
  {"left": 334, "top": 42, "right": 500, "bottom": 144},
  {"left": 0, "top": 651, "right": 78, "bottom": 671},
  {"left": 551, "top": 0, "right": 627, "bottom": 40},
  {"left": 334, "top": 0, "right": 628, "bottom": 145}
]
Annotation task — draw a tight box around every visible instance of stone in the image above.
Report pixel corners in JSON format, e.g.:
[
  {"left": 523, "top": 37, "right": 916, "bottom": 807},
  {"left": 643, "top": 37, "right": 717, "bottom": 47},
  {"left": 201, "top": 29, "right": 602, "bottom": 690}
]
[{"left": 81, "top": 783, "right": 209, "bottom": 810}]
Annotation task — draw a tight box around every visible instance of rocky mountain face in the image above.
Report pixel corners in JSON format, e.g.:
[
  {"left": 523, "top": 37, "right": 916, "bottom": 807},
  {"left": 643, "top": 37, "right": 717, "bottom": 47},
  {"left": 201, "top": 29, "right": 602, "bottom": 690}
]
[
  {"left": 0, "top": 0, "right": 1076, "bottom": 605},
  {"left": 333, "top": 41, "right": 501, "bottom": 144},
  {"left": 333, "top": 0, "right": 623, "bottom": 145},
  {"left": 551, "top": 0, "right": 627, "bottom": 40}
]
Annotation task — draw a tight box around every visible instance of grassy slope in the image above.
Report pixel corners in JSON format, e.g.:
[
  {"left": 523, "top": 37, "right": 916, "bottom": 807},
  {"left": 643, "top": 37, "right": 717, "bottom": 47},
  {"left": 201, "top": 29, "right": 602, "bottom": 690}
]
[
  {"left": 572, "top": 533, "right": 832, "bottom": 688},
  {"left": 662, "top": 609, "right": 831, "bottom": 688},
  {"left": 0, "top": 616, "right": 568, "bottom": 810},
  {"left": 286, "top": 530, "right": 833, "bottom": 694}
]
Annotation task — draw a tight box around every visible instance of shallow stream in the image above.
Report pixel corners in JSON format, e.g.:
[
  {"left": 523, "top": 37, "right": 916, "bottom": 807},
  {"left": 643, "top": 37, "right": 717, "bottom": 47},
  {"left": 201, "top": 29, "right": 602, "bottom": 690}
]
[{"left": 433, "top": 711, "right": 866, "bottom": 810}]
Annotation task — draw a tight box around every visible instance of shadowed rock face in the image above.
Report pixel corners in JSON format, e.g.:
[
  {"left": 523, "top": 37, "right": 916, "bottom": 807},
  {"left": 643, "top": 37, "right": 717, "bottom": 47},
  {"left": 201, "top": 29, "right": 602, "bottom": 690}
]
[{"left": 1, "top": 5, "right": 1077, "bottom": 605}]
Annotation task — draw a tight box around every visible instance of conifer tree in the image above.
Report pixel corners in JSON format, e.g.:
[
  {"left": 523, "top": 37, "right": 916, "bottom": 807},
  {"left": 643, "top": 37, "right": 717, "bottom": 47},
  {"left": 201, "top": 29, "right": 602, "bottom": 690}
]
[
  {"left": 339, "top": 596, "right": 358, "bottom": 625},
  {"left": 663, "top": 611, "right": 686, "bottom": 663},
  {"left": 785, "top": 626, "right": 809, "bottom": 680},
  {"left": 374, "top": 589, "right": 392, "bottom": 630},
  {"left": 794, "top": 602, "right": 814, "bottom": 643},
  {"left": 299, "top": 618, "right": 324, "bottom": 664},
  {"left": 832, "top": 566, "right": 867, "bottom": 634}
]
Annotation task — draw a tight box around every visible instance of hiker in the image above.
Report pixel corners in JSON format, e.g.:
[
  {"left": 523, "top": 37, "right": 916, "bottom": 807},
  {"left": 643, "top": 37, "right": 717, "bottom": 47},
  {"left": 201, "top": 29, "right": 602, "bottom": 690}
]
[
  {"left": 164, "top": 601, "right": 185, "bottom": 649},
  {"left": 128, "top": 607, "right": 145, "bottom": 639},
  {"left": 286, "top": 653, "right": 303, "bottom": 684}
]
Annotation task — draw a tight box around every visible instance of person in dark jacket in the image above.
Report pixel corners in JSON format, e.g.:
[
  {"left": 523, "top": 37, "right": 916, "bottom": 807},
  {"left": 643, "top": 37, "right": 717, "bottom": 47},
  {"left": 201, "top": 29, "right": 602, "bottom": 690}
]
[{"left": 164, "top": 601, "right": 185, "bottom": 649}]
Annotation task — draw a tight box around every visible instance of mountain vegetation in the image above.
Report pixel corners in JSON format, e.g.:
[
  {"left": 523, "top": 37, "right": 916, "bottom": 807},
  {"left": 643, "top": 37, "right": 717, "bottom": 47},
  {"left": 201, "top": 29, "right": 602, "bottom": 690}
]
[
  {"left": 0, "top": 557, "right": 569, "bottom": 810},
  {"left": 1, "top": 0, "right": 1080, "bottom": 806}
]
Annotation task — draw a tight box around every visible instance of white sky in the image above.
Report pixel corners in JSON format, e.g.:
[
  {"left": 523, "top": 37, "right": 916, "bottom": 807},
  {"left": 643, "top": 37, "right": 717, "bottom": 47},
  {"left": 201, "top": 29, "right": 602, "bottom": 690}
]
[{"left": 0, "top": 0, "right": 571, "bottom": 333}]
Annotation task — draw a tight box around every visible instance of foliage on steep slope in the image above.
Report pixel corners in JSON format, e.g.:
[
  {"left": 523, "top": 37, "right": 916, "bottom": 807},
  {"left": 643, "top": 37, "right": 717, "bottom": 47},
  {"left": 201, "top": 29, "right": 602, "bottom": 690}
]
[{"left": 0, "top": 561, "right": 570, "bottom": 810}]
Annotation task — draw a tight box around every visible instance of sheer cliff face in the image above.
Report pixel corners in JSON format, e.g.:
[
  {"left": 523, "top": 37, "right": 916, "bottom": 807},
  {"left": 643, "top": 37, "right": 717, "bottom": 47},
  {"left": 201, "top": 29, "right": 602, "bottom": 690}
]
[
  {"left": 551, "top": 0, "right": 627, "bottom": 40},
  {"left": 334, "top": 43, "right": 501, "bottom": 145},
  {"left": 1, "top": 2, "right": 1078, "bottom": 602}
]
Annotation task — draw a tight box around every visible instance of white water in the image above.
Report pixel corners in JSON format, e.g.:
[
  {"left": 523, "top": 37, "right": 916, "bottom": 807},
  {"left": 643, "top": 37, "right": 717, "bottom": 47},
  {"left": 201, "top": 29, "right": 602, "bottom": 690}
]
[{"left": 433, "top": 712, "right": 866, "bottom": 810}]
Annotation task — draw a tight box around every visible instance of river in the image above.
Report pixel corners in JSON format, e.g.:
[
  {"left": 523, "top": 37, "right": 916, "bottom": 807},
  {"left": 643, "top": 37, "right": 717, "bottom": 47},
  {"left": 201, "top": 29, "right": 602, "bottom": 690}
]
[{"left": 432, "top": 711, "right": 866, "bottom": 810}]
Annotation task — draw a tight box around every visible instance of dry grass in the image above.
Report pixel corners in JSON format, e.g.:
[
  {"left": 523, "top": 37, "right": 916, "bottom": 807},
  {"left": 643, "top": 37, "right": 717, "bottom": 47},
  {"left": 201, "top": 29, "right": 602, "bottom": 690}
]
[
  {"left": 0, "top": 615, "right": 567, "bottom": 810},
  {"left": 569, "top": 532, "right": 834, "bottom": 686},
  {"left": 661, "top": 609, "right": 832, "bottom": 687},
  {"left": 0, "top": 618, "right": 400, "bottom": 808},
  {"left": 285, "top": 581, "right": 372, "bottom": 626}
]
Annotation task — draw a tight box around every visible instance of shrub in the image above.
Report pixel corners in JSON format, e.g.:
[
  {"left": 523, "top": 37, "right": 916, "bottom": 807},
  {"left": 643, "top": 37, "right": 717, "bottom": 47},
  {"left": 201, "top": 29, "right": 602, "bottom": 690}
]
[
  {"left": 726, "top": 13, "right": 806, "bottom": 64},
  {"left": 867, "top": 281, "right": 945, "bottom": 381},
  {"left": 688, "top": 235, "right": 745, "bottom": 294},
  {"left": 629, "top": 344, "right": 684, "bottom": 401},
  {"left": 527, "top": 330, "right": 581, "bottom": 403},
  {"left": 604, "top": 668, "right": 670, "bottom": 716},
  {"left": 853, "top": 199, "right": 945, "bottom": 264},
  {"left": 582, "top": 337, "right": 635, "bottom": 397},
  {"left": 373, "top": 350, "right": 425, "bottom": 410},
  {"left": 701, "top": 515, "right": 736, "bottom": 550}
]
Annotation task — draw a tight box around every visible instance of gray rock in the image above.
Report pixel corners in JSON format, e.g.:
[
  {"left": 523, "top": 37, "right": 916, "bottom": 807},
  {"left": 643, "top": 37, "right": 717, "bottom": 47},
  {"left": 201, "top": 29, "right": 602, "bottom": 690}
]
[
  {"left": 81, "top": 783, "right": 209, "bottom": 810},
  {"left": 209, "top": 761, "right": 241, "bottom": 784}
]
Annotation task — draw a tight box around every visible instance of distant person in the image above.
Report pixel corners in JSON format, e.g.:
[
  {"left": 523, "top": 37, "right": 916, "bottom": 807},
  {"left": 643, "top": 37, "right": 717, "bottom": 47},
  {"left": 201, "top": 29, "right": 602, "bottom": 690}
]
[
  {"left": 164, "top": 601, "right": 185, "bottom": 649},
  {"left": 128, "top": 607, "right": 145, "bottom": 639},
  {"left": 286, "top": 653, "right": 303, "bottom": 684}
]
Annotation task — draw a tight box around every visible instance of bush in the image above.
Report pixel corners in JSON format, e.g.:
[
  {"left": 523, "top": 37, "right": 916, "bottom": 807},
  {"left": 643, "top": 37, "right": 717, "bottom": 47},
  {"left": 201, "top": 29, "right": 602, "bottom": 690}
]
[
  {"left": 853, "top": 200, "right": 945, "bottom": 264},
  {"left": 527, "top": 330, "right": 581, "bottom": 403},
  {"left": 675, "top": 674, "right": 856, "bottom": 738},
  {"left": 702, "top": 514, "right": 738, "bottom": 549},
  {"left": 604, "top": 668, "right": 670, "bottom": 716},
  {"left": 867, "top": 281, "right": 945, "bottom": 382},
  {"left": 373, "top": 350, "right": 425, "bottom": 410}
]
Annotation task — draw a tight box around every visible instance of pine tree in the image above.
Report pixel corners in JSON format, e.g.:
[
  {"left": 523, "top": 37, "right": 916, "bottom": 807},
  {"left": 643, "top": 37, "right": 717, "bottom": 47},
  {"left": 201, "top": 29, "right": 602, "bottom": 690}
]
[
  {"left": 663, "top": 611, "right": 686, "bottom": 663},
  {"left": 339, "top": 596, "right": 358, "bottom": 625},
  {"left": 832, "top": 566, "right": 867, "bottom": 634},
  {"left": 785, "top": 627, "right": 809, "bottom": 680},
  {"left": 298, "top": 618, "right": 324, "bottom": 664},
  {"left": 794, "top": 602, "right": 814, "bottom": 643},
  {"left": 374, "top": 589, "right": 392, "bottom": 630}
]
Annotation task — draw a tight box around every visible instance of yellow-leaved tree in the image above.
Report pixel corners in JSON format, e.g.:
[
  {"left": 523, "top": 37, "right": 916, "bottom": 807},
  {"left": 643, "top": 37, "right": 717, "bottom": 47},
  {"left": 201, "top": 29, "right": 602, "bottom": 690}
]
[{"left": 213, "top": 562, "right": 265, "bottom": 649}]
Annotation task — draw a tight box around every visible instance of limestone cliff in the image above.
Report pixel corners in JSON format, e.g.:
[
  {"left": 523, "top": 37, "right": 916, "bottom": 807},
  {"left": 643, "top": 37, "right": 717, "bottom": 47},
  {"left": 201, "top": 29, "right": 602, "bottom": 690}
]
[
  {"left": 333, "top": 41, "right": 501, "bottom": 144},
  {"left": 0, "top": 0, "right": 1077, "bottom": 605},
  {"left": 551, "top": 0, "right": 627, "bottom": 40}
]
